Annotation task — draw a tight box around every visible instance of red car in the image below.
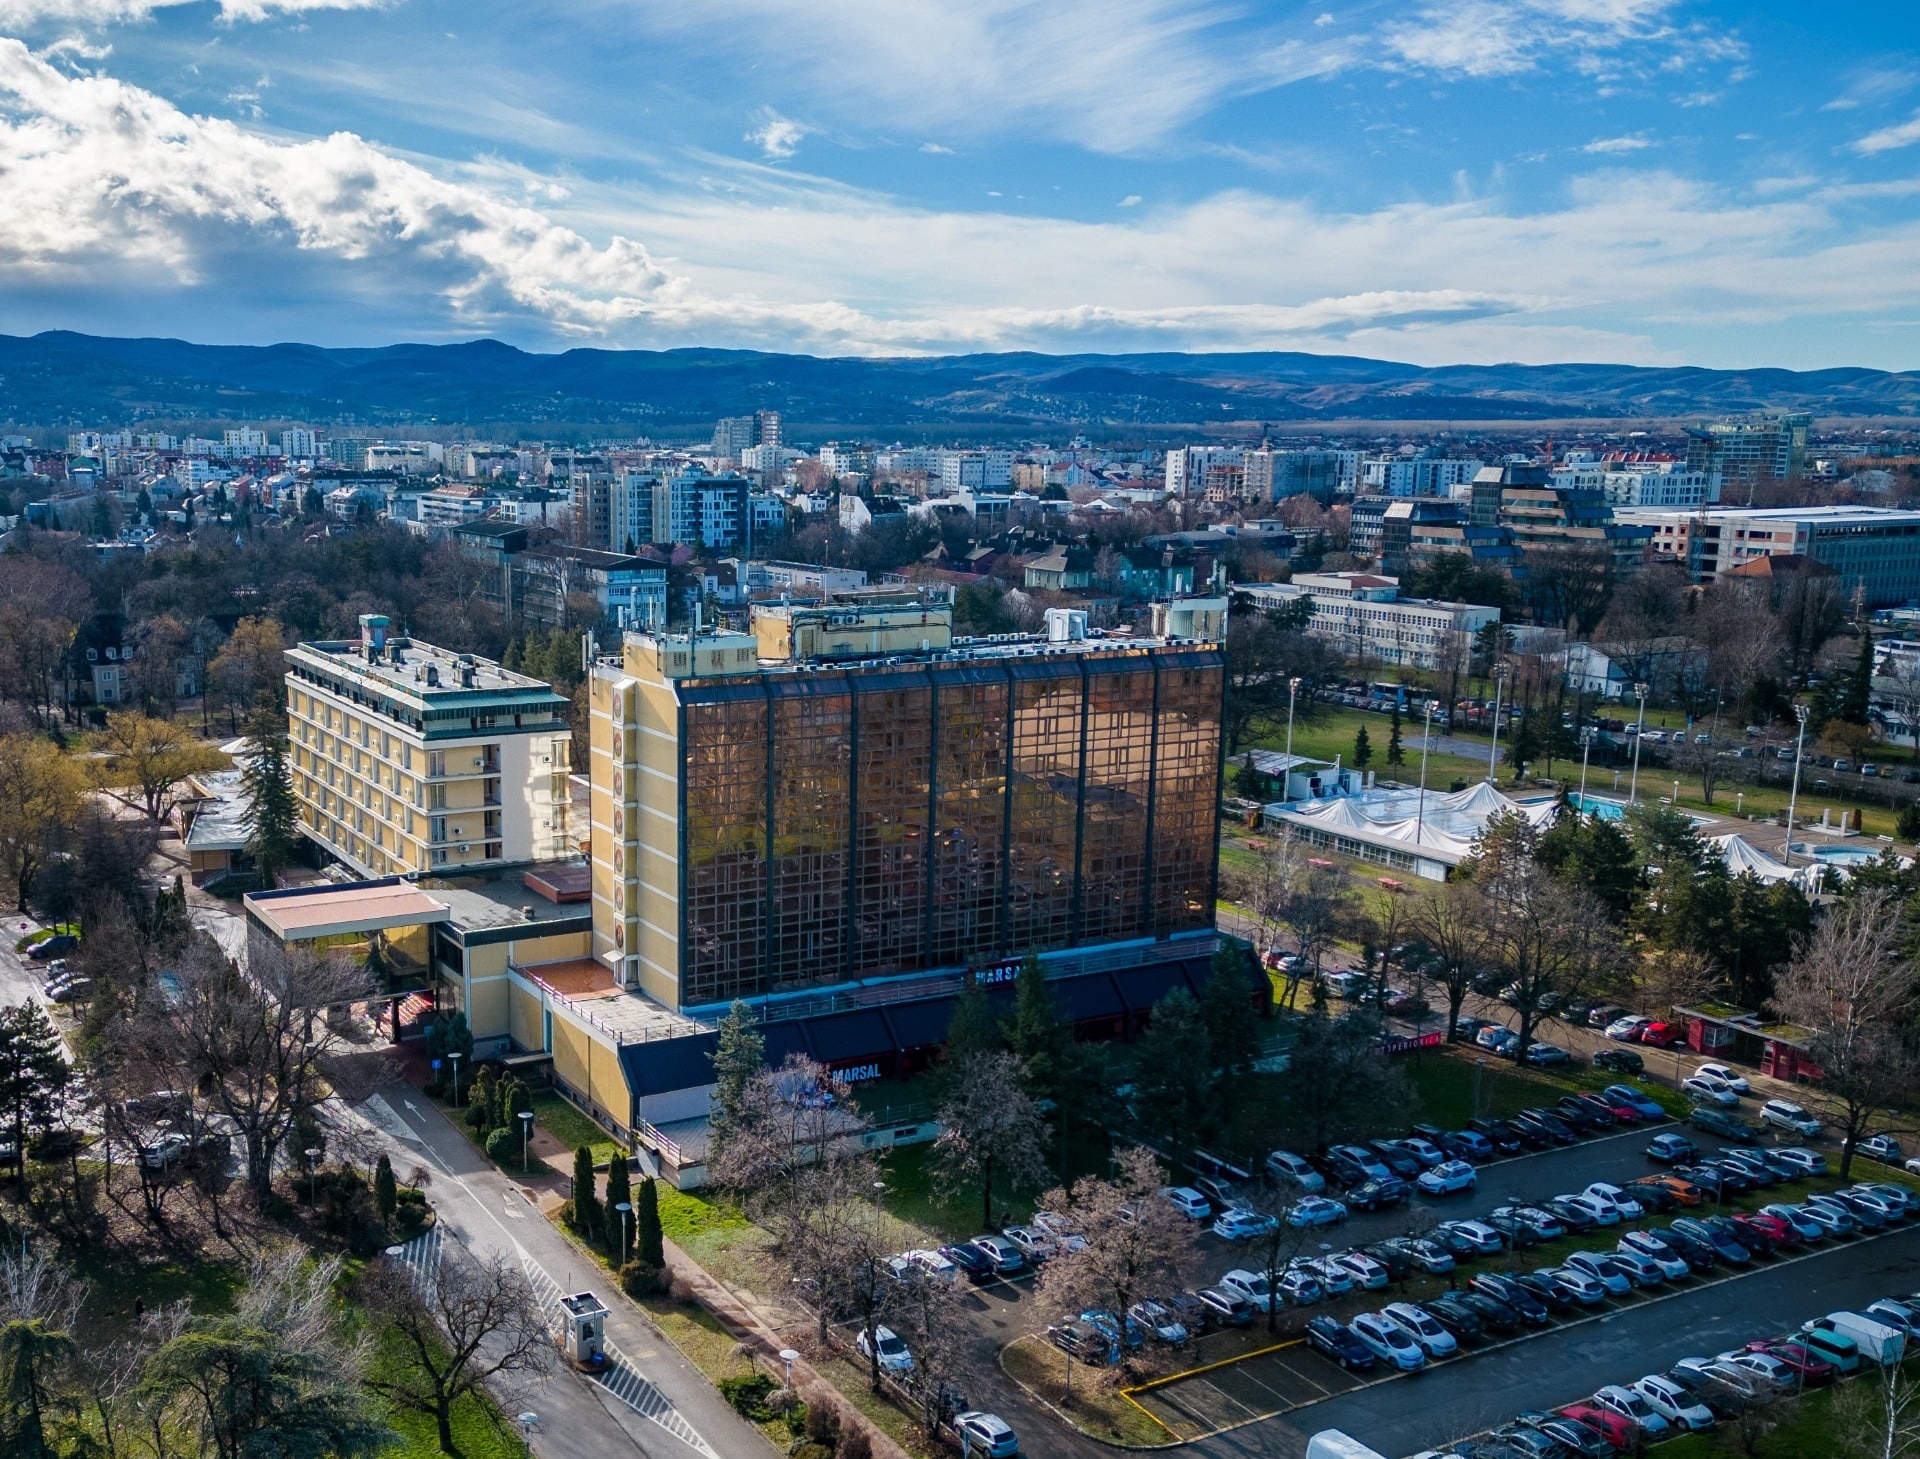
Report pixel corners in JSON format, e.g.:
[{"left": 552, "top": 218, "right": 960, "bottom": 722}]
[
  {"left": 1746, "top": 1339, "right": 1838, "bottom": 1385},
  {"left": 1732, "top": 1212, "right": 1802, "bottom": 1250},
  {"left": 1557, "top": 1404, "right": 1638, "bottom": 1451},
  {"left": 1639, "top": 1021, "right": 1685, "bottom": 1047}
]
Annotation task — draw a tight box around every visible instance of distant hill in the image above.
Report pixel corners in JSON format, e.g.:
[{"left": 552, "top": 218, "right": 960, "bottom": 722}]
[{"left": 3, "top": 331, "right": 1918, "bottom": 435}]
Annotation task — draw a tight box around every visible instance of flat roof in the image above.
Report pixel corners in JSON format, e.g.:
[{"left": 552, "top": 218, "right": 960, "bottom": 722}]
[
  {"left": 288, "top": 636, "right": 565, "bottom": 703},
  {"left": 517, "top": 959, "right": 711, "bottom": 1044},
  {"left": 182, "top": 769, "right": 253, "bottom": 853},
  {"left": 246, "top": 880, "right": 450, "bottom": 940},
  {"left": 424, "top": 862, "right": 592, "bottom": 931}
]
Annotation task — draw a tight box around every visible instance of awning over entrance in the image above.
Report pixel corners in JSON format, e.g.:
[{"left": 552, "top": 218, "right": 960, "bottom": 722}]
[{"left": 244, "top": 878, "right": 451, "bottom": 941}]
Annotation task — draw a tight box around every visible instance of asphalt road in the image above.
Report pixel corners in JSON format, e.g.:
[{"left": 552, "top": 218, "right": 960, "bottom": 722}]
[{"left": 1234, "top": 1220, "right": 1920, "bottom": 1459}]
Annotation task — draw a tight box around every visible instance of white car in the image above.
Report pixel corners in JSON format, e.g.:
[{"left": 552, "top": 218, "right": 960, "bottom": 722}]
[
  {"left": 1608, "top": 1248, "right": 1667, "bottom": 1287},
  {"left": 1682, "top": 1075, "right": 1740, "bottom": 1108},
  {"left": 1382, "top": 1302, "right": 1458, "bottom": 1360},
  {"left": 1277, "top": 1269, "right": 1325, "bottom": 1306},
  {"left": 1436, "top": 1220, "right": 1504, "bottom": 1255},
  {"left": 1264, "top": 1150, "right": 1325, "bottom": 1192},
  {"left": 906, "top": 1249, "right": 957, "bottom": 1284},
  {"left": 1718, "top": 1351, "right": 1798, "bottom": 1394},
  {"left": 1696, "top": 1062, "right": 1751, "bottom": 1093},
  {"left": 1416, "top": 1160, "right": 1478, "bottom": 1196},
  {"left": 1592, "top": 1383, "right": 1671, "bottom": 1439},
  {"left": 1029, "top": 1212, "right": 1089, "bottom": 1252},
  {"left": 1331, "top": 1251, "right": 1391, "bottom": 1290},
  {"left": 952, "top": 1411, "right": 1019, "bottom": 1458},
  {"left": 1350, "top": 1312, "right": 1427, "bottom": 1370},
  {"left": 1555, "top": 1192, "right": 1619, "bottom": 1226},
  {"left": 1770, "top": 1145, "right": 1827, "bottom": 1176},
  {"left": 1584, "top": 1182, "right": 1645, "bottom": 1222},
  {"left": 1617, "top": 1233, "right": 1690, "bottom": 1280},
  {"left": 856, "top": 1325, "right": 914, "bottom": 1375},
  {"left": 1607, "top": 1015, "right": 1651, "bottom": 1041},
  {"left": 1212, "top": 1207, "right": 1279, "bottom": 1241},
  {"left": 1564, "top": 1251, "right": 1632, "bottom": 1295},
  {"left": 1394, "top": 1137, "right": 1448, "bottom": 1169},
  {"left": 1632, "top": 1374, "right": 1714, "bottom": 1432},
  {"left": 1159, "top": 1186, "right": 1213, "bottom": 1221},
  {"left": 1761, "top": 1099, "right": 1823, "bottom": 1137},
  {"left": 1543, "top": 1267, "right": 1607, "bottom": 1305},
  {"left": 1219, "top": 1269, "right": 1276, "bottom": 1312},
  {"left": 1287, "top": 1196, "right": 1349, "bottom": 1228}
]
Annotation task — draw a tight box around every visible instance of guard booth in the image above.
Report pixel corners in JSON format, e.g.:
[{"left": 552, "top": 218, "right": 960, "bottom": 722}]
[{"left": 558, "top": 1292, "right": 610, "bottom": 1372}]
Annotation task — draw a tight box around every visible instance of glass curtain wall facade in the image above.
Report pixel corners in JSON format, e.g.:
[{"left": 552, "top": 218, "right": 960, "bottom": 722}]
[{"left": 677, "top": 646, "right": 1222, "bottom": 1007}]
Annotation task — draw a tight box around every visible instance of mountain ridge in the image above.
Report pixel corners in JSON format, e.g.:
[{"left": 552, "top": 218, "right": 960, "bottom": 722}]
[{"left": 3, "top": 330, "right": 1917, "bottom": 433}]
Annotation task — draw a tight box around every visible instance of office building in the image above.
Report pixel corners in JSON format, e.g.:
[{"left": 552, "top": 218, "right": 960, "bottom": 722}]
[
  {"left": 515, "top": 546, "right": 669, "bottom": 632},
  {"left": 588, "top": 590, "right": 1224, "bottom": 1011},
  {"left": 1239, "top": 573, "right": 1499, "bottom": 670},
  {"left": 284, "top": 616, "right": 574, "bottom": 878},
  {"left": 1617, "top": 505, "right": 1920, "bottom": 607},
  {"left": 1685, "top": 411, "right": 1810, "bottom": 504}
]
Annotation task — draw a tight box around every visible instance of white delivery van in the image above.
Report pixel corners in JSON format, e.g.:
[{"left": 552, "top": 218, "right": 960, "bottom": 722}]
[
  {"left": 1307, "top": 1434, "right": 1391, "bottom": 1459},
  {"left": 1806, "top": 1312, "right": 1907, "bottom": 1366}
]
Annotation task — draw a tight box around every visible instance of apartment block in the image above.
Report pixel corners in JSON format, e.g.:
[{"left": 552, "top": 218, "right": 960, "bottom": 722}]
[
  {"left": 1616, "top": 504, "right": 1920, "bottom": 607},
  {"left": 285, "top": 615, "right": 574, "bottom": 878}
]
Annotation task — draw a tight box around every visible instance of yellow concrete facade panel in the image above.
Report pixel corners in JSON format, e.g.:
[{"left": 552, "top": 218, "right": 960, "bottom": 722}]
[
  {"left": 509, "top": 982, "right": 542, "bottom": 1052},
  {"left": 468, "top": 977, "right": 509, "bottom": 1042}
]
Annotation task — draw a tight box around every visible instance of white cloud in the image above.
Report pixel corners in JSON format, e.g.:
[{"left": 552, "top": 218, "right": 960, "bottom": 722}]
[
  {"left": 1314, "top": 11, "right": 1333, "bottom": 25},
  {"left": 1381, "top": 0, "right": 1737, "bottom": 82},
  {"left": 0, "top": 0, "right": 376, "bottom": 24},
  {"left": 1118, "top": 194, "right": 1142, "bottom": 207},
  {"left": 744, "top": 107, "right": 806, "bottom": 159},
  {"left": 1854, "top": 109, "right": 1920, "bottom": 155},
  {"left": 918, "top": 141, "right": 952, "bottom": 154},
  {"left": 1581, "top": 133, "right": 1651, "bottom": 154}
]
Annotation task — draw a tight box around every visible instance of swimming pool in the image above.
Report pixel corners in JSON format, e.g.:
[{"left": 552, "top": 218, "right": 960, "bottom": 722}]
[
  {"left": 1571, "top": 794, "right": 1626, "bottom": 820},
  {"left": 1788, "top": 843, "right": 1888, "bottom": 866}
]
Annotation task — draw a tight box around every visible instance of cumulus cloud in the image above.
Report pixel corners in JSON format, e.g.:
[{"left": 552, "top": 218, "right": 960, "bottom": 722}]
[
  {"left": 1854, "top": 108, "right": 1920, "bottom": 155},
  {"left": 1118, "top": 194, "right": 1142, "bottom": 207},
  {"left": 1582, "top": 133, "right": 1652, "bottom": 154},
  {"left": 745, "top": 107, "right": 806, "bottom": 159},
  {"left": 0, "top": 39, "right": 683, "bottom": 333}
]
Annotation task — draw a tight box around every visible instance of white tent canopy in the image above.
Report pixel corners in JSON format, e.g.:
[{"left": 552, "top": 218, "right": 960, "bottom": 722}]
[{"left": 1271, "top": 780, "right": 1564, "bottom": 870}]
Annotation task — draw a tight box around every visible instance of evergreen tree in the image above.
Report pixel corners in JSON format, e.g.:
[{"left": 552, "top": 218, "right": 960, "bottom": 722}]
[
  {"left": 1006, "top": 951, "right": 1068, "bottom": 1107},
  {"left": 603, "top": 1157, "right": 633, "bottom": 1262},
  {"left": 1132, "top": 988, "right": 1216, "bottom": 1144},
  {"left": 374, "top": 1154, "right": 398, "bottom": 1224},
  {"left": 466, "top": 1066, "right": 497, "bottom": 1134},
  {"left": 0, "top": 1004, "right": 67, "bottom": 1180},
  {"left": 635, "top": 1176, "right": 665, "bottom": 1271},
  {"left": 571, "top": 1145, "right": 600, "bottom": 1239},
  {"left": 1200, "top": 946, "right": 1262, "bottom": 1082},
  {"left": 944, "top": 977, "right": 1002, "bottom": 1067},
  {"left": 1840, "top": 628, "right": 1874, "bottom": 725},
  {"left": 709, "top": 1000, "right": 764, "bottom": 1163},
  {"left": 1352, "top": 723, "right": 1373, "bottom": 769},
  {"left": 241, "top": 692, "right": 301, "bottom": 889},
  {"left": 1386, "top": 704, "right": 1405, "bottom": 766},
  {"left": 1505, "top": 709, "right": 1542, "bottom": 780}
]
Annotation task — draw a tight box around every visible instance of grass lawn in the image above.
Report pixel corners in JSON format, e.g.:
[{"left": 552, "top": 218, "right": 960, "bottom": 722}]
[
  {"left": 1000, "top": 1336, "right": 1171, "bottom": 1447},
  {"left": 1251, "top": 705, "right": 1491, "bottom": 789},
  {"left": 655, "top": 1183, "right": 755, "bottom": 1268},
  {"left": 67, "top": 1247, "right": 244, "bottom": 1343},
  {"left": 878, "top": 1135, "right": 1119, "bottom": 1246},
  {"left": 813, "top": 1355, "right": 941, "bottom": 1459},
  {"left": 369, "top": 1327, "right": 530, "bottom": 1459},
  {"left": 529, "top": 1093, "right": 620, "bottom": 1164}
]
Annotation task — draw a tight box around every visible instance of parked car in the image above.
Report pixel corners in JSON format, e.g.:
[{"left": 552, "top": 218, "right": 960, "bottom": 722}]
[
  {"left": 1606, "top": 1015, "right": 1652, "bottom": 1041},
  {"left": 1768, "top": 1146, "right": 1828, "bottom": 1176},
  {"left": 1264, "top": 1150, "right": 1325, "bottom": 1191},
  {"left": 1639, "top": 1021, "right": 1685, "bottom": 1047},
  {"left": 1758, "top": 1203, "right": 1829, "bottom": 1242},
  {"left": 1592, "top": 1383, "right": 1672, "bottom": 1439},
  {"left": 1381, "top": 1235, "right": 1455, "bottom": 1274},
  {"left": 1212, "top": 1207, "right": 1279, "bottom": 1242},
  {"left": 939, "top": 1243, "right": 996, "bottom": 1284},
  {"left": 1608, "top": 1248, "right": 1669, "bottom": 1287},
  {"left": 1417, "top": 1160, "right": 1478, "bottom": 1197},
  {"left": 1343, "top": 1178, "right": 1407, "bottom": 1212},
  {"left": 1469, "top": 1273, "right": 1548, "bottom": 1324},
  {"left": 1467, "top": 1117, "right": 1524, "bottom": 1155},
  {"left": 1457, "top": 1291, "right": 1521, "bottom": 1334},
  {"left": 1158, "top": 1186, "right": 1213, "bottom": 1221},
  {"left": 1128, "top": 1299, "right": 1190, "bottom": 1345},
  {"left": 1366, "top": 1141, "right": 1424, "bottom": 1179},
  {"left": 1349, "top": 1312, "right": 1427, "bottom": 1370},
  {"left": 1303, "top": 1315, "right": 1377, "bottom": 1369},
  {"left": 1382, "top": 1302, "right": 1459, "bottom": 1360},
  {"left": 1539, "top": 1266, "right": 1607, "bottom": 1306},
  {"left": 1682, "top": 1075, "right": 1741, "bottom": 1108},
  {"left": 1563, "top": 1251, "right": 1633, "bottom": 1295},
  {"left": 1584, "top": 1182, "right": 1645, "bottom": 1221},
  {"left": 1422, "top": 1294, "right": 1486, "bottom": 1343},
  {"left": 1690, "top": 1106, "right": 1763, "bottom": 1143},
  {"left": 1850, "top": 1134, "right": 1905, "bottom": 1165},
  {"left": 1604, "top": 1083, "right": 1664, "bottom": 1119},
  {"left": 1671, "top": 1218, "right": 1752, "bottom": 1265},
  {"left": 1218, "top": 1269, "right": 1275, "bottom": 1313},
  {"left": 1587, "top": 1004, "right": 1630, "bottom": 1029},
  {"left": 1510, "top": 1270, "right": 1573, "bottom": 1313},
  {"left": 951, "top": 1412, "right": 1019, "bottom": 1458},
  {"left": 1436, "top": 1220, "right": 1506, "bottom": 1255},
  {"left": 1194, "top": 1286, "right": 1253, "bottom": 1327},
  {"left": 1695, "top": 1062, "right": 1751, "bottom": 1093},
  {"left": 1760, "top": 1099, "right": 1823, "bottom": 1137},
  {"left": 1287, "top": 1196, "right": 1349, "bottom": 1228},
  {"left": 1332, "top": 1251, "right": 1392, "bottom": 1290},
  {"left": 27, "top": 933, "right": 77, "bottom": 961},
  {"left": 1389, "top": 1136, "right": 1449, "bottom": 1170},
  {"left": 1441, "top": 1128, "right": 1496, "bottom": 1161},
  {"left": 1555, "top": 1404, "right": 1641, "bottom": 1453},
  {"left": 1618, "top": 1229, "right": 1692, "bottom": 1279},
  {"left": 1592, "top": 1047, "right": 1646, "bottom": 1076},
  {"left": 1554, "top": 1192, "right": 1619, "bottom": 1227},
  {"left": 970, "top": 1235, "right": 1029, "bottom": 1276},
  {"left": 1632, "top": 1374, "right": 1716, "bottom": 1431},
  {"left": 1744, "top": 1339, "right": 1838, "bottom": 1385},
  {"left": 856, "top": 1325, "right": 916, "bottom": 1375},
  {"left": 1647, "top": 1133, "right": 1700, "bottom": 1164},
  {"left": 1046, "top": 1321, "right": 1112, "bottom": 1364},
  {"left": 1276, "top": 1269, "right": 1325, "bottom": 1307}
]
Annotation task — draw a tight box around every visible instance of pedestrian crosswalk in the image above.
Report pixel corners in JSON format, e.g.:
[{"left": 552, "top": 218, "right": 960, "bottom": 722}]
[
  {"left": 519, "top": 1255, "right": 716, "bottom": 1457},
  {"left": 391, "top": 1225, "right": 444, "bottom": 1291}
]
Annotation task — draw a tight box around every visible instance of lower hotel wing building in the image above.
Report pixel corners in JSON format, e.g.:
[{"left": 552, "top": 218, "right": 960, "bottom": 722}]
[{"left": 249, "top": 590, "right": 1236, "bottom": 1185}]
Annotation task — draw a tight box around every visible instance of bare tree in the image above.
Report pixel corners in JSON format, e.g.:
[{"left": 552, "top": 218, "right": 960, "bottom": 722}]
[
  {"left": 1771, "top": 889, "right": 1920, "bottom": 1179},
  {"left": 1412, "top": 881, "right": 1489, "bottom": 1041},
  {"left": 1670, "top": 732, "right": 1727, "bottom": 805},
  {"left": 123, "top": 938, "right": 373, "bottom": 1204},
  {"left": 1232, "top": 1178, "right": 1318, "bottom": 1334},
  {"left": 1835, "top": 1352, "right": 1920, "bottom": 1458},
  {"left": 364, "top": 1249, "right": 552, "bottom": 1455},
  {"left": 931, "top": 1051, "right": 1051, "bottom": 1232},
  {"left": 1876, "top": 651, "right": 1920, "bottom": 765},
  {"left": 885, "top": 1272, "right": 975, "bottom": 1436},
  {"left": 1033, "top": 1146, "right": 1195, "bottom": 1381},
  {"left": 1463, "top": 814, "right": 1621, "bottom": 1062},
  {"left": 1233, "top": 836, "right": 1356, "bottom": 1009}
]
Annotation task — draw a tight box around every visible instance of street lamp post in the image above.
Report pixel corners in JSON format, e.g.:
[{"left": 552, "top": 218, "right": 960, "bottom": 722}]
[
  {"left": 305, "top": 1146, "right": 322, "bottom": 1205},
  {"left": 1487, "top": 664, "right": 1510, "bottom": 783},
  {"left": 519, "top": 1109, "right": 534, "bottom": 1174},
  {"left": 1415, "top": 699, "right": 1437, "bottom": 842},
  {"left": 448, "top": 1051, "right": 462, "bottom": 1108},
  {"left": 779, "top": 1348, "right": 800, "bottom": 1394},
  {"left": 1578, "top": 727, "right": 1593, "bottom": 808},
  {"left": 1285, "top": 677, "right": 1303, "bottom": 766},
  {"left": 1628, "top": 683, "right": 1649, "bottom": 805},
  {"left": 1784, "top": 704, "right": 1811, "bottom": 866},
  {"left": 614, "top": 1201, "right": 632, "bottom": 1265}
]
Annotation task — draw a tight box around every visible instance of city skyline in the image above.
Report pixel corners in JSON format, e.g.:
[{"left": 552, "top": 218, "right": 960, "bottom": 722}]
[{"left": 1, "top": 4, "right": 1918, "bottom": 369}]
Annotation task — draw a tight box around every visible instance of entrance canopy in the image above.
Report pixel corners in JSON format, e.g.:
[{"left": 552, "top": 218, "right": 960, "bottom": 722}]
[{"left": 244, "top": 878, "right": 451, "bottom": 943}]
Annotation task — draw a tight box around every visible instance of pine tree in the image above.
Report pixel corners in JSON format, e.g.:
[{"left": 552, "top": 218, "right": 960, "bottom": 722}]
[
  {"left": 571, "top": 1145, "right": 600, "bottom": 1239},
  {"left": 1352, "top": 723, "right": 1373, "bottom": 769},
  {"left": 1200, "top": 945, "right": 1262, "bottom": 1081},
  {"left": 1386, "top": 704, "right": 1405, "bottom": 766},
  {"left": 1840, "top": 628, "right": 1874, "bottom": 725},
  {"left": 0, "top": 1003, "right": 68, "bottom": 1180},
  {"left": 709, "top": 1000, "right": 764, "bottom": 1163},
  {"left": 374, "top": 1153, "right": 398, "bottom": 1224},
  {"left": 944, "top": 977, "right": 1002, "bottom": 1067},
  {"left": 1507, "top": 709, "right": 1542, "bottom": 781},
  {"left": 1007, "top": 951, "right": 1067, "bottom": 1107},
  {"left": 635, "top": 1175, "right": 665, "bottom": 1271},
  {"left": 603, "top": 1156, "right": 633, "bottom": 1262}
]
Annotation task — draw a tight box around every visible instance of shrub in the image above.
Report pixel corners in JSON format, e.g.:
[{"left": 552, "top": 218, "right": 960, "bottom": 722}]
[
  {"left": 1899, "top": 801, "right": 1920, "bottom": 842},
  {"left": 718, "top": 1371, "right": 777, "bottom": 1421},
  {"left": 617, "top": 1260, "right": 662, "bottom": 1298},
  {"left": 790, "top": 1445, "right": 832, "bottom": 1459},
  {"left": 803, "top": 1401, "right": 840, "bottom": 1449},
  {"left": 484, "top": 1127, "right": 519, "bottom": 1165},
  {"left": 838, "top": 1428, "right": 872, "bottom": 1459}
]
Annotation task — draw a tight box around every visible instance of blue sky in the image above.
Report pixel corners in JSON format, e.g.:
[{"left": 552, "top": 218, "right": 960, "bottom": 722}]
[{"left": 2, "top": 1, "right": 1919, "bottom": 368}]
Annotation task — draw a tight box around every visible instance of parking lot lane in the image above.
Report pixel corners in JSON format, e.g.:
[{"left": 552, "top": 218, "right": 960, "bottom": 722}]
[{"left": 1224, "top": 1222, "right": 1920, "bottom": 1459}]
